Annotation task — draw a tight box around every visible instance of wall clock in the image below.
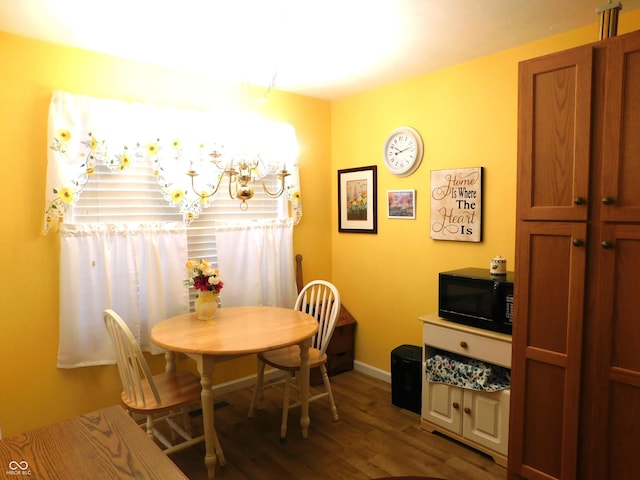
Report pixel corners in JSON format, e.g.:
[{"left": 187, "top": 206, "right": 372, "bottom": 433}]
[{"left": 382, "top": 126, "right": 424, "bottom": 177}]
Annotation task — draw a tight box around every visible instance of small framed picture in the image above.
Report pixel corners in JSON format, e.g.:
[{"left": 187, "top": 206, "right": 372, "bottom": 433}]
[
  {"left": 338, "top": 165, "right": 377, "bottom": 233},
  {"left": 387, "top": 190, "right": 416, "bottom": 219}
]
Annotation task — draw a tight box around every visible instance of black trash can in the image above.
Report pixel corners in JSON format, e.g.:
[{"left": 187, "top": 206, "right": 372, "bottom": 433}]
[{"left": 391, "top": 344, "right": 422, "bottom": 414}]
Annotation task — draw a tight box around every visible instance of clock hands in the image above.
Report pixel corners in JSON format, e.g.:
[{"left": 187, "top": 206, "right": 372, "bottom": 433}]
[{"left": 390, "top": 145, "right": 412, "bottom": 155}]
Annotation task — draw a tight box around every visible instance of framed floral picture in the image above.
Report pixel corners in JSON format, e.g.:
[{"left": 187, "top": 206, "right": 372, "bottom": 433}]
[
  {"left": 387, "top": 189, "right": 416, "bottom": 219},
  {"left": 338, "top": 165, "right": 377, "bottom": 233}
]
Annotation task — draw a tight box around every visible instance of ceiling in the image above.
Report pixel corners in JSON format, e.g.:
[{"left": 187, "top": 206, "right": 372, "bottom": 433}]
[{"left": 1, "top": 0, "right": 639, "bottom": 100}]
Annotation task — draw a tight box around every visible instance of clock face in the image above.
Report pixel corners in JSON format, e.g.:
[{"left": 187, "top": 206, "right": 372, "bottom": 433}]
[{"left": 383, "top": 127, "right": 423, "bottom": 176}]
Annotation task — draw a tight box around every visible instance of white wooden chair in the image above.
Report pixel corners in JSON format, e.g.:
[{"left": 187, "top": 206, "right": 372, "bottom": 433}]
[
  {"left": 103, "top": 309, "right": 207, "bottom": 455},
  {"left": 248, "top": 280, "right": 341, "bottom": 439}
]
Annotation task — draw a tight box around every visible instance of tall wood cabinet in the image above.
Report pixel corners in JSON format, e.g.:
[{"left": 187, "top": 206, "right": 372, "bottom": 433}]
[{"left": 509, "top": 30, "right": 640, "bottom": 480}]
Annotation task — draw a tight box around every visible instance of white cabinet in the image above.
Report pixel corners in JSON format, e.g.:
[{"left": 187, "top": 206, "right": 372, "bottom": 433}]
[{"left": 419, "top": 314, "right": 512, "bottom": 467}]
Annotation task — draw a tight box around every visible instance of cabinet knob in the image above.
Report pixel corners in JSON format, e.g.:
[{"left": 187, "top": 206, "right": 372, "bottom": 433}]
[
  {"left": 452, "top": 402, "right": 460, "bottom": 410},
  {"left": 464, "top": 407, "right": 472, "bottom": 415},
  {"left": 460, "top": 341, "right": 468, "bottom": 348},
  {"left": 601, "top": 241, "right": 614, "bottom": 249},
  {"left": 574, "top": 197, "right": 586, "bottom": 205},
  {"left": 602, "top": 196, "right": 615, "bottom": 205},
  {"left": 572, "top": 238, "right": 585, "bottom": 247}
]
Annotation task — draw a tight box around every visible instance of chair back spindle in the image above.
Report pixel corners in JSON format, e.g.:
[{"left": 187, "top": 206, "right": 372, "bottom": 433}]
[
  {"left": 103, "top": 309, "right": 161, "bottom": 408},
  {"left": 294, "top": 280, "right": 341, "bottom": 354}
]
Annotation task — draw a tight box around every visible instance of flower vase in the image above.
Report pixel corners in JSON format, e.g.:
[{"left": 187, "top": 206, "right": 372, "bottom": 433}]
[{"left": 194, "top": 291, "right": 219, "bottom": 320}]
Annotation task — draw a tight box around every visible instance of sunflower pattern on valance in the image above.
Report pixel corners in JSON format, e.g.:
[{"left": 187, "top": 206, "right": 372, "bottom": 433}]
[{"left": 43, "top": 91, "right": 302, "bottom": 234}]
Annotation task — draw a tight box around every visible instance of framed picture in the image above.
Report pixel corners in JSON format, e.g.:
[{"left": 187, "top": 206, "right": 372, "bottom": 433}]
[
  {"left": 338, "top": 165, "right": 377, "bottom": 233},
  {"left": 387, "top": 189, "right": 416, "bottom": 219},
  {"left": 430, "top": 167, "right": 483, "bottom": 242}
]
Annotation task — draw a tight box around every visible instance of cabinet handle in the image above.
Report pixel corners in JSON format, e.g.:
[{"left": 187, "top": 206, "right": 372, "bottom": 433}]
[
  {"left": 574, "top": 197, "right": 586, "bottom": 205},
  {"left": 452, "top": 402, "right": 460, "bottom": 410},
  {"left": 602, "top": 196, "right": 615, "bottom": 205},
  {"left": 601, "top": 241, "right": 614, "bottom": 249},
  {"left": 572, "top": 238, "right": 585, "bottom": 247},
  {"left": 464, "top": 407, "right": 472, "bottom": 415},
  {"left": 460, "top": 341, "right": 468, "bottom": 348}
]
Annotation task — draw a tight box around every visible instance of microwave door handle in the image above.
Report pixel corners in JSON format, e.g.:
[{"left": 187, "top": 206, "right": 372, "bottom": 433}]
[{"left": 492, "top": 282, "right": 501, "bottom": 319}]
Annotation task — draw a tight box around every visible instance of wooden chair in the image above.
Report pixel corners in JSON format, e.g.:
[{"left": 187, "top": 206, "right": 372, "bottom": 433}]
[
  {"left": 248, "top": 280, "right": 341, "bottom": 439},
  {"left": 103, "top": 309, "right": 207, "bottom": 455}
]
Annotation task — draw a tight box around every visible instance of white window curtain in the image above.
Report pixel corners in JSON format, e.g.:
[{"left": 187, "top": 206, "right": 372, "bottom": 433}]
[
  {"left": 43, "top": 91, "right": 302, "bottom": 234},
  {"left": 57, "top": 223, "right": 189, "bottom": 368},
  {"left": 214, "top": 218, "right": 297, "bottom": 308}
]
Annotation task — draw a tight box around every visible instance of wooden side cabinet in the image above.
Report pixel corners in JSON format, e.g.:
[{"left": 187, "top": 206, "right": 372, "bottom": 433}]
[
  {"left": 326, "top": 306, "right": 357, "bottom": 375},
  {"left": 420, "top": 314, "right": 512, "bottom": 467},
  {"left": 311, "top": 305, "right": 356, "bottom": 385}
]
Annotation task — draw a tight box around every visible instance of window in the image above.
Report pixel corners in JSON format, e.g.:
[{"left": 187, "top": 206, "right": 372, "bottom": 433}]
[
  {"left": 74, "top": 161, "right": 283, "bottom": 300},
  {"left": 49, "top": 91, "right": 301, "bottom": 368}
]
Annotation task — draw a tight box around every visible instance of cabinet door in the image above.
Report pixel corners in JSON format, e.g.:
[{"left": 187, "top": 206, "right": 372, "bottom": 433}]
[
  {"left": 462, "top": 389, "right": 510, "bottom": 456},
  {"left": 517, "top": 47, "right": 592, "bottom": 221},
  {"left": 423, "top": 381, "right": 462, "bottom": 435},
  {"left": 581, "top": 225, "right": 640, "bottom": 480},
  {"left": 509, "top": 221, "right": 587, "bottom": 480},
  {"left": 601, "top": 32, "right": 640, "bottom": 222}
]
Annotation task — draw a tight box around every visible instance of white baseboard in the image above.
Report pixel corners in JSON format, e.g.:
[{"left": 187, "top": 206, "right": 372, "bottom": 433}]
[
  {"left": 210, "top": 361, "right": 391, "bottom": 397},
  {"left": 353, "top": 360, "right": 391, "bottom": 383}
]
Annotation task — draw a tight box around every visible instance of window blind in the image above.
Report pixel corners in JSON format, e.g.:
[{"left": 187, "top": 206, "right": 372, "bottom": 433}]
[{"left": 73, "top": 162, "right": 282, "bottom": 299}]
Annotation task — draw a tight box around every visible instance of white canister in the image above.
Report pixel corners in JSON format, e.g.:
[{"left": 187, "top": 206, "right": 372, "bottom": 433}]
[{"left": 490, "top": 255, "right": 507, "bottom": 275}]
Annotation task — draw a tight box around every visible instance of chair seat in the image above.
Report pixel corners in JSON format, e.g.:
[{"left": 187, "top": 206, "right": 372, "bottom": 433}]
[
  {"left": 122, "top": 370, "right": 202, "bottom": 414},
  {"left": 259, "top": 346, "right": 327, "bottom": 371}
]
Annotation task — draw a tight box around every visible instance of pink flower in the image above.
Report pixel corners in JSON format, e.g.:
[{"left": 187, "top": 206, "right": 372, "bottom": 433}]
[{"left": 184, "top": 259, "right": 224, "bottom": 294}]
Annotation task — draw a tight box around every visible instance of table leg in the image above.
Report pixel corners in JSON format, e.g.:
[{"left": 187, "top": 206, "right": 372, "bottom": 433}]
[
  {"left": 298, "top": 338, "right": 312, "bottom": 438},
  {"left": 197, "top": 356, "right": 226, "bottom": 480},
  {"left": 164, "top": 350, "right": 176, "bottom": 373}
]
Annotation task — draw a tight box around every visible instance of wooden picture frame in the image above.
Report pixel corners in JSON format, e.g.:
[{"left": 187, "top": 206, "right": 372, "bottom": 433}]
[
  {"left": 338, "top": 166, "right": 377, "bottom": 233},
  {"left": 387, "top": 189, "right": 416, "bottom": 219},
  {"left": 430, "top": 167, "right": 483, "bottom": 242}
]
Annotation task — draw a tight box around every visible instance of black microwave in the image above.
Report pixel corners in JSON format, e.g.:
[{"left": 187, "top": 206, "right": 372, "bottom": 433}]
[{"left": 438, "top": 267, "right": 514, "bottom": 335}]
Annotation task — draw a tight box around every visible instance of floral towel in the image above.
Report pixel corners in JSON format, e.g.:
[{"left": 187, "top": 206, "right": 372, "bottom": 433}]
[{"left": 425, "top": 353, "right": 511, "bottom": 392}]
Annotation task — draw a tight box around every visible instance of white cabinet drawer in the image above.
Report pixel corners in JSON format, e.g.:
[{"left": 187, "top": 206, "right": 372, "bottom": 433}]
[{"left": 423, "top": 321, "right": 511, "bottom": 368}]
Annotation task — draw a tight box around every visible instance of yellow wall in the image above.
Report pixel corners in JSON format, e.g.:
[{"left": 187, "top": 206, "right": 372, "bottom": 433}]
[
  {"left": 330, "top": 12, "right": 640, "bottom": 371},
  {"left": 0, "top": 33, "right": 331, "bottom": 436},
  {"left": 2, "top": 10, "right": 640, "bottom": 438}
]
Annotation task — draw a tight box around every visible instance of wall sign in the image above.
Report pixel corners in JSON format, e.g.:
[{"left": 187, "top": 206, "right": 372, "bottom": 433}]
[{"left": 430, "top": 167, "right": 483, "bottom": 242}]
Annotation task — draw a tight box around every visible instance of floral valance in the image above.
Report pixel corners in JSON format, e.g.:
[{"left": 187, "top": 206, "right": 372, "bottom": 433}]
[{"left": 43, "top": 91, "right": 302, "bottom": 234}]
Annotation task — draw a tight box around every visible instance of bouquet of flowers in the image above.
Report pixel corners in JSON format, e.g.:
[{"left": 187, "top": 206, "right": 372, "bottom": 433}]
[{"left": 184, "top": 259, "right": 224, "bottom": 294}]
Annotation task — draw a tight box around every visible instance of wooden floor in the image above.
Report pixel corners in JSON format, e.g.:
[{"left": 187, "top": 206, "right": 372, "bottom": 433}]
[{"left": 169, "top": 370, "right": 508, "bottom": 480}]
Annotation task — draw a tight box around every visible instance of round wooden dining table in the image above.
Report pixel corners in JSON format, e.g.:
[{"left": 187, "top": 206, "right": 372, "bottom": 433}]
[{"left": 151, "top": 306, "right": 318, "bottom": 480}]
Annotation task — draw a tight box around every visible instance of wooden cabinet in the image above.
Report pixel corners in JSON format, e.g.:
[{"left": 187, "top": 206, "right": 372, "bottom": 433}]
[
  {"left": 600, "top": 32, "right": 640, "bottom": 222},
  {"left": 509, "top": 221, "right": 587, "bottom": 479},
  {"left": 325, "top": 306, "right": 356, "bottom": 375},
  {"left": 583, "top": 224, "right": 640, "bottom": 480},
  {"left": 510, "top": 29, "right": 640, "bottom": 480},
  {"left": 420, "top": 315, "right": 512, "bottom": 467},
  {"left": 310, "top": 306, "right": 356, "bottom": 385},
  {"left": 516, "top": 46, "right": 593, "bottom": 222}
]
